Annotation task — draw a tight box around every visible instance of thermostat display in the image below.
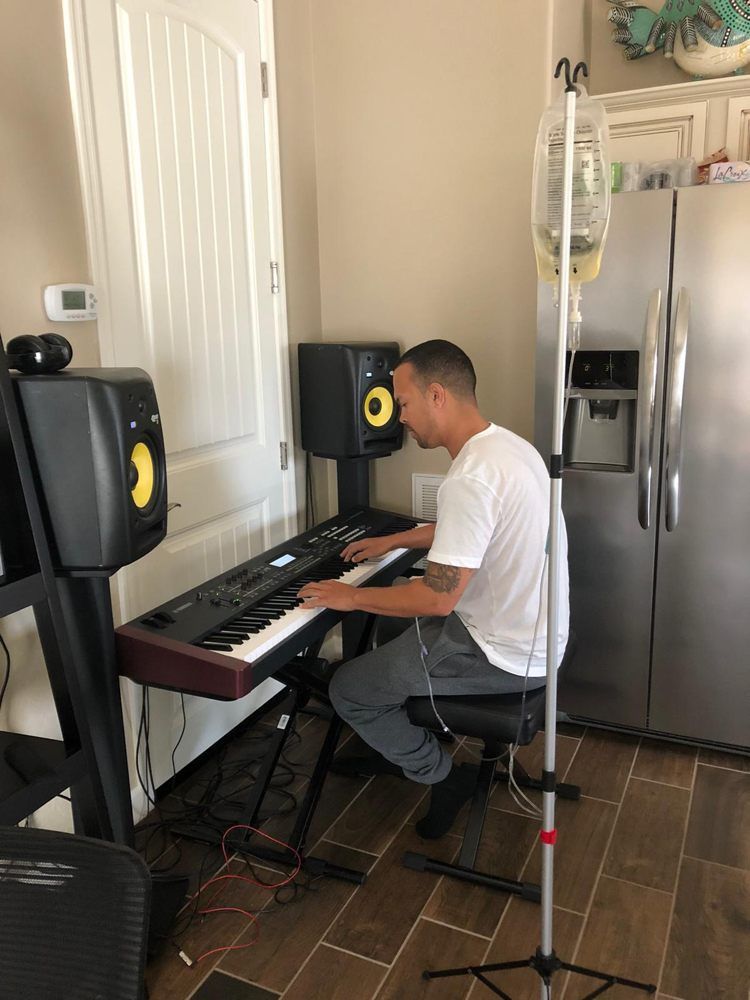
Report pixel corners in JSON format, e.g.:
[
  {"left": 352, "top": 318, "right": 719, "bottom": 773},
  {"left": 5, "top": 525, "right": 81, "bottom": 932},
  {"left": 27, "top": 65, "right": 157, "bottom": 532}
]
[{"left": 44, "top": 283, "right": 98, "bottom": 322}]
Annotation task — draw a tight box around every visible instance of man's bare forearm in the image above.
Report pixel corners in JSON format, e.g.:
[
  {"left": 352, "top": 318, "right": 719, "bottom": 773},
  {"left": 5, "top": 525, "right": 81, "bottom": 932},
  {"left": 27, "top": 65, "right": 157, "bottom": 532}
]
[{"left": 350, "top": 577, "right": 448, "bottom": 618}]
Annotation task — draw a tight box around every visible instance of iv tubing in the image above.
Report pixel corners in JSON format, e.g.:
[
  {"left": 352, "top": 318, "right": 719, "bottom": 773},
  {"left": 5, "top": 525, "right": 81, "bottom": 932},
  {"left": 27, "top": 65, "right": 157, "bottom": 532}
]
[{"left": 568, "top": 283, "right": 582, "bottom": 351}]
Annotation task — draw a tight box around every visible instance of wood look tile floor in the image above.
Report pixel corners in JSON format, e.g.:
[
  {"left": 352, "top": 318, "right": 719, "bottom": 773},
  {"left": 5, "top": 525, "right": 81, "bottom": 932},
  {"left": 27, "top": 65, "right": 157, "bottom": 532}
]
[{"left": 141, "top": 711, "right": 750, "bottom": 1000}]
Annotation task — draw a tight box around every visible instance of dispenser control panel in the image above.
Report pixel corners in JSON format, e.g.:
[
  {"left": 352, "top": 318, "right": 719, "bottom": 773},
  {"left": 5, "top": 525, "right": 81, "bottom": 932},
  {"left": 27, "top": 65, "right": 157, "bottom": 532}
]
[{"left": 568, "top": 351, "right": 639, "bottom": 390}]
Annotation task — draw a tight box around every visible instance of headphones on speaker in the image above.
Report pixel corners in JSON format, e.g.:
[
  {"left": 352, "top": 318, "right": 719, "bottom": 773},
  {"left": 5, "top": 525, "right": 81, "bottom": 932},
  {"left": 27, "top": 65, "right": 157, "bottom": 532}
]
[{"left": 6, "top": 333, "right": 73, "bottom": 374}]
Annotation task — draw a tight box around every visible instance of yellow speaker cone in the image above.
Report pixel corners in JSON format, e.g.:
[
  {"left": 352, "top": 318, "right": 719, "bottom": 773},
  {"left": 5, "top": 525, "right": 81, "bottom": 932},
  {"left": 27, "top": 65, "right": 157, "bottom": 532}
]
[
  {"left": 130, "top": 440, "right": 156, "bottom": 510},
  {"left": 363, "top": 385, "right": 395, "bottom": 428}
]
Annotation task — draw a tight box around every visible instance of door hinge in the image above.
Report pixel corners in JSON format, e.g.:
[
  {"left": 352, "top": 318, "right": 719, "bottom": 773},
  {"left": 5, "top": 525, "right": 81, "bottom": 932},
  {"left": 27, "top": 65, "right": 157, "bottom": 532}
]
[
  {"left": 261, "top": 62, "right": 269, "bottom": 98},
  {"left": 280, "top": 441, "right": 288, "bottom": 470},
  {"left": 270, "top": 261, "right": 280, "bottom": 294}
]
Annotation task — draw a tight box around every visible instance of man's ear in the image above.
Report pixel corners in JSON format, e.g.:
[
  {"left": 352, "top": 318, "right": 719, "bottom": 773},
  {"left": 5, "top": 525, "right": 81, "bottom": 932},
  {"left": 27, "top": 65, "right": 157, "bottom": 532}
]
[{"left": 428, "top": 381, "right": 447, "bottom": 407}]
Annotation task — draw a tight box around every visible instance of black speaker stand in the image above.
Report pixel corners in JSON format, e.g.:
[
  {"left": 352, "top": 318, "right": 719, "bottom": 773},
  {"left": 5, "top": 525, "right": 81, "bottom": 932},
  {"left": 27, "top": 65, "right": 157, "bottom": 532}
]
[
  {"left": 336, "top": 458, "right": 371, "bottom": 510},
  {"left": 422, "top": 947, "right": 656, "bottom": 998},
  {"left": 56, "top": 575, "right": 136, "bottom": 846}
]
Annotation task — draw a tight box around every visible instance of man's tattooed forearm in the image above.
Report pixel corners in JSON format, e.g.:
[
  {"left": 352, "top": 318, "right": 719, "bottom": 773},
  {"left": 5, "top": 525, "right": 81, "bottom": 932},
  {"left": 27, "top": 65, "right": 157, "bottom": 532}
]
[{"left": 424, "top": 562, "right": 461, "bottom": 594}]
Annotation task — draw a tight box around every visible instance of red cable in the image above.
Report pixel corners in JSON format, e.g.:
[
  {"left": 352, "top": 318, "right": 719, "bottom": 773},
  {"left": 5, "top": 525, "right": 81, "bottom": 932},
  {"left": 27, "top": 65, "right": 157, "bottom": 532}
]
[
  {"left": 190, "top": 823, "right": 303, "bottom": 964},
  {"left": 192, "top": 907, "right": 260, "bottom": 963}
]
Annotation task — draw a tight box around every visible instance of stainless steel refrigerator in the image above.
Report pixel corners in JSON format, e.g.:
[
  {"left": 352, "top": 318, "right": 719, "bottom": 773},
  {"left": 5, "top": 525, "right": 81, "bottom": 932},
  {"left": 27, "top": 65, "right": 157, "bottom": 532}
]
[{"left": 535, "top": 184, "right": 750, "bottom": 749}]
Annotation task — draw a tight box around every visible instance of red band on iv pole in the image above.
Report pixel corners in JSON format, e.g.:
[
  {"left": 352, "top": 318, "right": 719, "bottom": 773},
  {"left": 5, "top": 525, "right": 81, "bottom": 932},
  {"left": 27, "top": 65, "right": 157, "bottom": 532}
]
[{"left": 540, "top": 829, "right": 557, "bottom": 845}]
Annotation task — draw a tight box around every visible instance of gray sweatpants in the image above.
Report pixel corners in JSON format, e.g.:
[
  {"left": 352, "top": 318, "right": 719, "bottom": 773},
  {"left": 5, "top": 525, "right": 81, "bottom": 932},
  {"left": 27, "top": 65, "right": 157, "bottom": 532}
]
[{"left": 328, "top": 612, "right": 545, "bottom": 785}]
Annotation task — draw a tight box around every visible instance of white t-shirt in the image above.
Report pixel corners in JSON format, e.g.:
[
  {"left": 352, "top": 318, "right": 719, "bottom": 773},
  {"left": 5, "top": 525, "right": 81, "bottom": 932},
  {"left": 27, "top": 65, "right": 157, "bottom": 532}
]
[{"left": 427, "top": 423, "right": 569, "bottom": 677}]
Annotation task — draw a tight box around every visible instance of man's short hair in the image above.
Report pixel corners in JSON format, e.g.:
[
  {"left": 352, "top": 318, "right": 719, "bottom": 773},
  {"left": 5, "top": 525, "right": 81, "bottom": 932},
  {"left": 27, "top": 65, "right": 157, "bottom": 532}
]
[{"left": 396, "top": 340, "right": 477, "bottom": 399}]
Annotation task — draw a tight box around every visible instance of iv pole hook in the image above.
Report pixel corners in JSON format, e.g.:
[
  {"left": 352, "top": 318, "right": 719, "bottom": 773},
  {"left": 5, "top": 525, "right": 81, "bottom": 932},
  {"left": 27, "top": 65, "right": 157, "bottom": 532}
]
[
  {"left": 554, "top": 57, "right": 575, "bottom": 91},
  {"left": 554, "top": 58, "right": 589, "bottom": 91}
]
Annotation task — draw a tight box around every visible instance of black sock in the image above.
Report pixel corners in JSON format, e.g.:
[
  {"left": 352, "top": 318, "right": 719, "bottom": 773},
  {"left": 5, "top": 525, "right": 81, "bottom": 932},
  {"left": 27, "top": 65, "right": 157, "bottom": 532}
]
[{"left": 415, "top": 762, "right": 477, "bottom": 839}]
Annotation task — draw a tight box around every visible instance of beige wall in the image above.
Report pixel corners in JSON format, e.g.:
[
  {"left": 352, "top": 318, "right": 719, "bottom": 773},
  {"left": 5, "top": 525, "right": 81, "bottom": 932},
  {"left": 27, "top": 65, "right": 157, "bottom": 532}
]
[
  {"left": 308, "top": 0, "right": 555, "bottom": 513},
  {"left": 0, "top": 0, "right": 98, "bottom": 362},
  {"left": 0, "top": 0, "right": 96, "bottom": 827},
  {"left": 554, "top": 0, "right": 589, "bottom": 77},
  {"left": 273, "top": 0, "right": 329, "bottom": 524}
]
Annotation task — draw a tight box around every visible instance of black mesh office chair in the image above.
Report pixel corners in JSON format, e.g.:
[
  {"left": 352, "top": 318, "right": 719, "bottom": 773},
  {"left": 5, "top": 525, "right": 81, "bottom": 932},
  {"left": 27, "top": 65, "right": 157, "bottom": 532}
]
[{"left": 0, "top": 826, "right": 151, "bottom": 1000}]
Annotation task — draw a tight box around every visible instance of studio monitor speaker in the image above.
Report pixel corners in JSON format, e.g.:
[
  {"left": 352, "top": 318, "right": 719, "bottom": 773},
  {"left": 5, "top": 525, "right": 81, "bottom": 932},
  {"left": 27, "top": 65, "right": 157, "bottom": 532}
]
[
  {"left": 13, "top": 368, "right": 167, "bottom": 573},
  {"left": 298, "top": 342, "right": 403, "bottom": 459}
]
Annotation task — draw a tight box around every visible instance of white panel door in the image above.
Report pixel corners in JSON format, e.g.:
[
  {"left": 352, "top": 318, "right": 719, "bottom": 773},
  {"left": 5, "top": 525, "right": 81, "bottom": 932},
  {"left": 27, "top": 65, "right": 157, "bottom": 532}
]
[{"left": 65, "top": 0, "right": 296, "bottom": 802}]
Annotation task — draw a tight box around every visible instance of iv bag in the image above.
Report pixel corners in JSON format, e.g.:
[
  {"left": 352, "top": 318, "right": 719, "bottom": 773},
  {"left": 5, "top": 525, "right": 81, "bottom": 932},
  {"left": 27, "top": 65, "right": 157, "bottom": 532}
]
[{"left": 531, "top": 85, "right": 611, "bottom": 285}]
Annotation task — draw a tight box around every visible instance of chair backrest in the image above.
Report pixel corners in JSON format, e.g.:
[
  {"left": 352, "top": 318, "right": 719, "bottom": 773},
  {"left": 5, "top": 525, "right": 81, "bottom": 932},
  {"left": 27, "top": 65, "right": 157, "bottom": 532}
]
[{"left": 0, "top": 826, "right": 151, "bottom": 1000}]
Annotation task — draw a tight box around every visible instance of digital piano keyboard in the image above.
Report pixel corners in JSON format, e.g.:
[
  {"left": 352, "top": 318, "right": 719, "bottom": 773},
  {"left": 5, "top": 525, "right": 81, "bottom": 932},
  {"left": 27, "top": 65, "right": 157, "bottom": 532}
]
[{"left": 116, "top": 507, "right": 423, "bottom": 700}]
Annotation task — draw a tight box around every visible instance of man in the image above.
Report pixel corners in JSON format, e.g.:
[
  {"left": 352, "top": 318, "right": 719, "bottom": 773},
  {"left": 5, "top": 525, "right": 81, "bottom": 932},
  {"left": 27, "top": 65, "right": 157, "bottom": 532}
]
[{"left": 298, "top": 340, "right": 569, "bottom": 838}]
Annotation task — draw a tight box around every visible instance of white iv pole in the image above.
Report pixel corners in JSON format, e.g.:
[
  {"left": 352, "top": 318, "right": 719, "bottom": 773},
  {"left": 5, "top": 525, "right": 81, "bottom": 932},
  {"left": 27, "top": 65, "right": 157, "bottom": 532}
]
[{"left": 422, "top": 58, "right": 657, "bottom": 1000}]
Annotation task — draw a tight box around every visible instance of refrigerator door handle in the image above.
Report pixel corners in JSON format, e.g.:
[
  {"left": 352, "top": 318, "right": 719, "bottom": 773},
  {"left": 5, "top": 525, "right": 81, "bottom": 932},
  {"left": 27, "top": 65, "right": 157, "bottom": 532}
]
[
  {"left": 665, "top": 287, "right": 690, "bottom": 532},
  {"left": 638, "top": 289, "right": 661, "bottom": 529}
]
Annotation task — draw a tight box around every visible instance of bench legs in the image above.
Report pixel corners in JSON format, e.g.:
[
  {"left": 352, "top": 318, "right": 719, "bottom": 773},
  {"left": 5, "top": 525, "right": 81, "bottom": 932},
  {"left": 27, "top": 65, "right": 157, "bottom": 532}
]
[{"left": 402, "top": 741, "right": 580, "bottom": 899}]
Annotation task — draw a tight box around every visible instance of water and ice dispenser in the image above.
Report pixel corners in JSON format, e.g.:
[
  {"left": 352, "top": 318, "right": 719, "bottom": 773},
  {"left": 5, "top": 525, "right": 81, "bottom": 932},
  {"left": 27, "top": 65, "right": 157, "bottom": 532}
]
[{"left": 564, "top": 351, "right": 638, "bottom": 472}]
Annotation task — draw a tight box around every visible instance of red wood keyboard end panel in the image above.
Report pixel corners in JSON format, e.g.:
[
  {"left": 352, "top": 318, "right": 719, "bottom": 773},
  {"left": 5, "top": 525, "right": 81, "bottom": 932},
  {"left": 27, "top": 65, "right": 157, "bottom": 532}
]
[{"left": 115, "top": 624, "right": 253, "bottom": 701}]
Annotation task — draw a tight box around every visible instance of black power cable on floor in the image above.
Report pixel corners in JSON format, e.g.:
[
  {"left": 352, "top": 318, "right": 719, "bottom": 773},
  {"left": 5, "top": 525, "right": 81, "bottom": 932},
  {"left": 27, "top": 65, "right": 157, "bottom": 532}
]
[{"left": 135, "top": 687, "right": 324, "bottom": 951}]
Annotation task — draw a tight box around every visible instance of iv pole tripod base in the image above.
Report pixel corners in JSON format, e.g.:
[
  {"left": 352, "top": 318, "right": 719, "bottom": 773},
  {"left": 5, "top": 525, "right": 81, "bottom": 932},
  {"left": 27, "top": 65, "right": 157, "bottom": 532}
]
[{"left": 422, "top": 946, "right": 657, "bottom": 999}]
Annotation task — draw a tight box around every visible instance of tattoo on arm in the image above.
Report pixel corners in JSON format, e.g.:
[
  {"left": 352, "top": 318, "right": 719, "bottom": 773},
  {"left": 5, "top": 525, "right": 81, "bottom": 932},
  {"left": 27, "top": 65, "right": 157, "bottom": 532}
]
[{"left": 423, "top": 562, "right": 461, "bottom": 594}]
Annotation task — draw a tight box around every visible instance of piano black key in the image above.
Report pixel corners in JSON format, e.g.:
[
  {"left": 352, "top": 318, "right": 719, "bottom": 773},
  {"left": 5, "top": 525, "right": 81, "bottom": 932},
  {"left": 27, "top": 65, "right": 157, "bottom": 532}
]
[
  {"left": 206, "top": 633, "right": 245, "bottom": 645},
  {"left": 216, "top": 630, "right": 251, "bottom": 640},
  {"left": 198, "top": 641, "right": 233, "bottom": 652}
]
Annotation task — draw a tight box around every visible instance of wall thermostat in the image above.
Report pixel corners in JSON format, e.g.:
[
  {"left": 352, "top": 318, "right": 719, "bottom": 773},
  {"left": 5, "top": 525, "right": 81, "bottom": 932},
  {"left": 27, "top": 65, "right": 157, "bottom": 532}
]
[{"left": 43, "top": 283, "right": 98, "bottom": 322}]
